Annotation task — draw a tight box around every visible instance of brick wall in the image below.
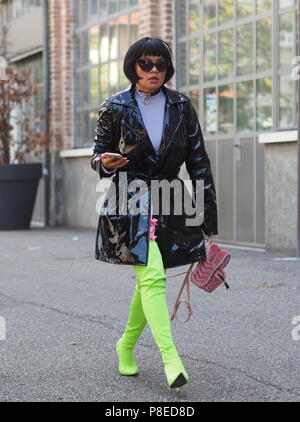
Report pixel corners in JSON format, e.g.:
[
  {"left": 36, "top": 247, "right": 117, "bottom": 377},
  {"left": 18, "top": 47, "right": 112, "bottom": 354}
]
[
  {"left": 48, "top": 0, "right": 74, "bottom": 224},
  {"left": 138, "top": 0, "right": 174, "bottom": 87},
  {"left": 48, "top": 0, "right": 74, "bottom": 151}
]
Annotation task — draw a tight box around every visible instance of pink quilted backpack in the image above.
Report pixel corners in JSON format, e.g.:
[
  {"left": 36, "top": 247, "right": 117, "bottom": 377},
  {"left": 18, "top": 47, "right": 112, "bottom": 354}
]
[{"left": 169, "top": 241, "right": 231, "bottom": 323}]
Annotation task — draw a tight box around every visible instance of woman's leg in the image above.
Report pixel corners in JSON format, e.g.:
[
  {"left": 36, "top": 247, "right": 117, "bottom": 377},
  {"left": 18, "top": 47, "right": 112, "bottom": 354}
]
[
  {"left": 133, "top": 240, "right": 189, "bottom": 388},
  {"left": 116, "top": 282, "right": 147, "bottom": 375},
  {"left": 116, "top": 216, "right": 158, "bottom": 376}
]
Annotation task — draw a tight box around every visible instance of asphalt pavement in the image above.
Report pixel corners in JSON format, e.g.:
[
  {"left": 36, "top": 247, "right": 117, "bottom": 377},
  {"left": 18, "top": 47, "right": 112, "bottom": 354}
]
[{"left": 0, "top": 226, "right": 299, "bottom": 402}]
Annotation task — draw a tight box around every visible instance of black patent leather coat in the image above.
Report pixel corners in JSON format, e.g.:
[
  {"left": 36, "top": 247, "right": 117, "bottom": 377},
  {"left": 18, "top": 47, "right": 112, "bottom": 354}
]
[{"left": 90, "top": 83, "right": 218, "bottom": 269}]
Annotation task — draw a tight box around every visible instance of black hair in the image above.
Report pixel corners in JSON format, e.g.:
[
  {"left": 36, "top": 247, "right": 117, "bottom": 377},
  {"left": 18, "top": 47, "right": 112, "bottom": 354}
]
[{"left": 123, "top": 37, "right": 175, "bottom": 85}]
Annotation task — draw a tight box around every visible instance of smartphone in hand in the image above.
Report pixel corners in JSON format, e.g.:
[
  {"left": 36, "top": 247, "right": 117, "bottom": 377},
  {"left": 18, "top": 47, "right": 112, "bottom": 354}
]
[{"left": 101, "top": 152, "right": 124, "bottom": 161}]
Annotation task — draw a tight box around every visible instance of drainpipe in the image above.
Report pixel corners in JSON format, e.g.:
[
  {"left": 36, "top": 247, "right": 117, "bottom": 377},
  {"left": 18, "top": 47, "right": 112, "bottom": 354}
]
[{"left": 42, "top": 0, "right": 50, "bottom": 226}]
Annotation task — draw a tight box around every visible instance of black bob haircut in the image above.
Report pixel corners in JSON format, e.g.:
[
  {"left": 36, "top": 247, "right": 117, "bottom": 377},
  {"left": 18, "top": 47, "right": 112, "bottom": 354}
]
[{"left": 123, "top": 37, "right": 175, "bottom": 85}]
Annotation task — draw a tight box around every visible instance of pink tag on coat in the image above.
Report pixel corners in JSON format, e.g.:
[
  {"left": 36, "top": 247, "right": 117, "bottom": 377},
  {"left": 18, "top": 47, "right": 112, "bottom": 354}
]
[{"left": 149, "top": 216, "right": 158, "bottom": 241}]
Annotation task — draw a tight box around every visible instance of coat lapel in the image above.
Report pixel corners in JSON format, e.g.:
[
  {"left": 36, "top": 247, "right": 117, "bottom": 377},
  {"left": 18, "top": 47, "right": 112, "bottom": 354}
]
[
  {"left": 159, "top": 95, "right": 185, "bottom": 158},
  {"left": 110, "top": 83, "right": 188, "bottom": 159}
]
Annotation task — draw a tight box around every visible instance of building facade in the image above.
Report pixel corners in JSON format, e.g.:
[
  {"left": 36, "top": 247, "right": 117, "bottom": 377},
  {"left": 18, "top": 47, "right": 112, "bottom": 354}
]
[
  {"left": 0, "top": 0, "right": 299, "bottom": 253},
  {"left": 0, "top": 0, "right": 45, "bottom": 223},
  {"left": 174, "top": 0, "right": 299, "bottom": 250}
]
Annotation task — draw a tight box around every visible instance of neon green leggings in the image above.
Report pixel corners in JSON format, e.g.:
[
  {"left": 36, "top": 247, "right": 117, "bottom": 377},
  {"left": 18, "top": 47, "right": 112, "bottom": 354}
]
[
  {"left": 133, "top": 240, "right": 166, "bottom": 286},
  {"left": 132, "top": 240, "right": 167, "bottom": 342},
  {"left": 132, "top": 240, "right": 187, "bottom": 385},
  {"left": 118, "top": 240, "right": 188, "bottom": 385}
]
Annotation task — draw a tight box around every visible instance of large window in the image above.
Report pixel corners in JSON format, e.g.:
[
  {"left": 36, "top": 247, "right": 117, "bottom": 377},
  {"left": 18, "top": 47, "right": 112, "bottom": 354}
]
[
  {"left": 74, "top": 0, "right": 139, "bottom": 147},
  {"left": 278, "top": 4, "right": 297, "bottom": 128},
  {"left": 6, "top": 0, "right": 42, "bottom": 20},
  {"left": 10, "top": 53, "right": 43, "bottom": 147},
  {"left": 175, "top": 0, "right": 298, "bottom": 135}
]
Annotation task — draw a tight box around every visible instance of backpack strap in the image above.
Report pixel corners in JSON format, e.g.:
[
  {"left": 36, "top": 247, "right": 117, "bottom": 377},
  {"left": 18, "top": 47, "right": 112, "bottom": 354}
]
[{"left": 170, "top": 263, "right": 194, "bottom": 323}]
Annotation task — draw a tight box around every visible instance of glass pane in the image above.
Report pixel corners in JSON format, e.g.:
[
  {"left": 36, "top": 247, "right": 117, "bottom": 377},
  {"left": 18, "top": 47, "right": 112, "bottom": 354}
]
[
  {"left": 219, "top": 0, "right": 233, "bottom": 24},
  {"left": 119, "top": 14, "right": 129, "bottom": 56},
  {"left": 129, "top": 0, "right": 138, "bottom": 5},
  {"left": 74, "top": 33, "right": 80, "bottom": 66},
  {"left": 109, "top": 20, "right": 118, "bottom": 60},
  {"left": 80, "top": 31, "right": 89, "bottom": 66},
  {"left": 99, "top": 0, "right": 108, "bottom": 18},
  {"left": 99, "top": 24, "right": 109, "bottom": 63},
  {"left": 109, "top": 61, "right": 119, "bottom": 95},
  {"left": 256, "top": 0, "right": 272, "bottom": 14},
  {"left": 204, "top": 33, "right": 216, "bottom": 82},
  {"left": 76, "top": 111, "right": 89, "bottom": 147},
  {"left": 82, "top": 70, "right": 89, "bottom": 105},
  {"left": 23, "top": 0, "right": 29, "bottom": 14},
  {"left": 89, "top": 26, "right": 99, "bottom": 65},
  {"left": 34, "top": 90, "right": 43, "bottom": 123},
  {"left": 279, "top": 0, "right": 294, "bottom": 8},
  {"left": 189, "top": 0, "right": 200, "bottom": 34},
  {"left": 75, "top": 72, "right": 81, "bottom": 105},
  {"left": 89, "top": 111, "right": 98, "bottom": 140},
  {"left": 279, "top": 12, "right": 294, "bottom": 69},
  {"left": 109, "top": 0, "right": 118, "bottom": 14},
  {"left": 89, "top": 0, "right": 98, "bottom": 20},
  {"left": 177, "top": 41, "right": 187, "bottom": 87},
  {"left": 189, "top": 38, "right": 200, "bottom": 85},
  {"left": 237, "top": 80, "right": 254, "bottom": 132},
  {"left": 279, "top": 73, "right": 295, "bottom": 127},
  {"left": 203, "top": 0, "right": 216, "bottom": 29},
  {"left": 90, "top": 67, "right": 99, "bottom": 105},
  {"left": 219, "top": 28, "right": 234, "bottom": 80},
  {"left": 236, "top": 0, "right": 254, "bottom": 18},
  {"left": 33, "top": 56, "right": 43, "bottom": 83},
  {"left": 120, "top": 0, "right": 128, "bottom": 10},
  {"left": 100, "top": 63, "right": 109, "bottom": 101},
  {"left": 204, "top": 87, "right": 217, "bottom": 134},
  {"left": 237, "top": 23, "right": 253, "bottom": 76},
  {"left": 176, "top": 0, "right": 187, "bottom": 37},
  {"left": 190, "top": 89, "right": 199, "bottom": 114},
  {"left": 256, "top": 18, "right": 272, "bottom": 73},
  {"left": 129, "top": 12, "right": 139, "bottom": 44},
  {"left": 80, "top": 0, "right": 88, "bottom": 25},
  {"left": 219, "top": 84, "right": 234, "bottom": 134},
  {"left": 119, "top": 60, "right": 129, "bottom": 89},
  {"left": 256, "top": 77, "right": 272, "bottom": 130}
]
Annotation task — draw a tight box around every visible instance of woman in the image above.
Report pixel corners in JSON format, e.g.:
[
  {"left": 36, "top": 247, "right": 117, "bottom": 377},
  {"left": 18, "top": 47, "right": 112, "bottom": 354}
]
[{"left": 91, "top": 37, "right": 218, "bottom": 390}]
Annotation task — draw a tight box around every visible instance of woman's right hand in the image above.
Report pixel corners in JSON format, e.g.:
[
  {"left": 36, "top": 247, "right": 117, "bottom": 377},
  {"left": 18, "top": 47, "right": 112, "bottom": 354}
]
[{"left": 100, "top": 154, "right": 129, "bottom": 170}]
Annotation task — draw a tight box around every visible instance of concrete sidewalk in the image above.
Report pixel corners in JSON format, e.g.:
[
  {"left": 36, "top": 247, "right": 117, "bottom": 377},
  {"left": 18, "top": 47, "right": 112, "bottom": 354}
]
[{"left": 0, "top": 226, "right": 299, "bottom": 402}]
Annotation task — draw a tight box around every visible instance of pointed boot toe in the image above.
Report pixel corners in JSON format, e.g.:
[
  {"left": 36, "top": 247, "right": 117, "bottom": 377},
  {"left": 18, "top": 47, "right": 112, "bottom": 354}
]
[
  {"left": 165, "top": 361, "right": 189, "bottom": 389},
  {"left": 169, "top": 372, "right": 189, "bottom": 389}
]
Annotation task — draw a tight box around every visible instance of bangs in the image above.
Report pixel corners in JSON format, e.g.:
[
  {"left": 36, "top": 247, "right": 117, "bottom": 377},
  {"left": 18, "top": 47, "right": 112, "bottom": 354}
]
[{"left": 135, "top": 38, "right": 171, "bottom": 60}]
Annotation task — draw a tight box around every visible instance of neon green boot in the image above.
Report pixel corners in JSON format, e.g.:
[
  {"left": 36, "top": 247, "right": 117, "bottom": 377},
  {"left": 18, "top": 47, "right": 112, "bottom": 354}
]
[
  {"left": 116, "top": 283, "right": 147, "bottom": 375},
  {"left": 134, "top": 240, "right": 189, "bottom": 389}
]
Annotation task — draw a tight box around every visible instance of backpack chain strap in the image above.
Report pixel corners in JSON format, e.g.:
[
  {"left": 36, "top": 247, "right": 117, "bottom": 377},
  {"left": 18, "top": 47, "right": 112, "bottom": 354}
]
[
  {"left": 170, "top": 263, "right": 195, "bottom": 323},
  {"left": 168, "top": 239, "right": 211, "bottom": 323}
]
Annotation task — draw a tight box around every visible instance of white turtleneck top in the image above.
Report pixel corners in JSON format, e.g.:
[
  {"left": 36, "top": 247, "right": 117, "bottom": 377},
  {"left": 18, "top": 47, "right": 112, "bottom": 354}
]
[
  {"left": 100, "top": 86, "right": 166, "bottom": 174},
  {"left": 134, "top": 86, "right": 166, "bottom": 156}
]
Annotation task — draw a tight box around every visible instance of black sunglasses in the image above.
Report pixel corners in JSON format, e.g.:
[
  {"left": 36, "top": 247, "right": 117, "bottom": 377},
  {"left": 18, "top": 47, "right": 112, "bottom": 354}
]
[{"left": 137, "top": 58, "right": 170, "bottom": 72}]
